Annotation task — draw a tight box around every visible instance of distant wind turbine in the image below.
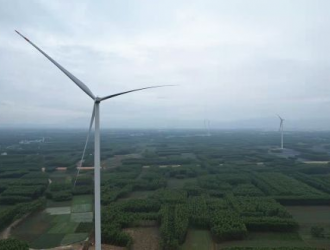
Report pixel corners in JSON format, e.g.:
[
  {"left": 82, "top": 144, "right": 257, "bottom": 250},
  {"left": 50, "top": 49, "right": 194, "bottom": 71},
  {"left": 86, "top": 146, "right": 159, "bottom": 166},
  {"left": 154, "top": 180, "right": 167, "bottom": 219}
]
[
  {"left": 204, "top": 119, "right": 211, "bottom": 136},
  {"left": 277, "top": 115, "right": 284, "bottom": 149},
  {"left": 15, "top": 30, "right": 173, "bottom": 250}
]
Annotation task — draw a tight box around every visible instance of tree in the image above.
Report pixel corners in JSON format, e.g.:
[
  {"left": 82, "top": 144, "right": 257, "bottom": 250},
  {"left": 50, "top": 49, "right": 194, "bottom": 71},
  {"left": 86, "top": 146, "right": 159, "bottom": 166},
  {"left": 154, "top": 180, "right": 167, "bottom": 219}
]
[
  {"left": 0, "top": 238, "right": 29, "bottom": 250},
  {"left": 311, "top": 226, "right": 325, "bottom": 238}
]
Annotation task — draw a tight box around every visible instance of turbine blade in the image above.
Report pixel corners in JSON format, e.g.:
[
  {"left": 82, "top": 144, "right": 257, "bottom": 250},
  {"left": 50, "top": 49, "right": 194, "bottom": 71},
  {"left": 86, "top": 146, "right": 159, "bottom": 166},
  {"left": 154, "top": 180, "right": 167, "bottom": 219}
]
[
  {"left": 277, "top": 114, "right": 283, "bottom": 120},
  {"left": 15, "top": 30, "right": 95, "bottom": 100},
  {"left": 100, "top": 85, "right": 175, "bottom": 101},
  {"left": 74, "top": 104, "right": 95, "bottom": 188}
]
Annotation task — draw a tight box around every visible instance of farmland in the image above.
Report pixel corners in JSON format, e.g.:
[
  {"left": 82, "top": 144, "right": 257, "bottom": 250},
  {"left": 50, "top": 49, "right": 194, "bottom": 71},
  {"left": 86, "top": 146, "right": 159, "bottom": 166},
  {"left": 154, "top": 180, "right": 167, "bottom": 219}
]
[
  {"left": 11, "top": 194, "right": 93, "bottom": 248},
  {"left": 1, "top": 129, "right": 330, "bottom": 249}
]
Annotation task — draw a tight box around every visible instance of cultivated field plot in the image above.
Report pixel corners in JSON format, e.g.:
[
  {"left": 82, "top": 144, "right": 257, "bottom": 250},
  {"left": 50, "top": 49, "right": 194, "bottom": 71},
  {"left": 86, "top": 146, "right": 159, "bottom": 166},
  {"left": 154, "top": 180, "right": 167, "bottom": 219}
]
[
  {"left": 286, "top": 206, "right": 330, "bottom": 248},
  {"left": 167, "top": 177, "right": 197, "bottom": 189},
  {"left": 181, "top": 229, "right": 213, "bottom": 250},
  {"left": 46, "top": 207, "right": 71, "bottom": 215},
  {"left": 12, "top": 195, "right": 93, "bottom": 248},
  {"left": 124, "top": 227, "right": 160, "bottom": 250},
  {"left": 72, "top": 195, "right": 93, "bottom": 213}
]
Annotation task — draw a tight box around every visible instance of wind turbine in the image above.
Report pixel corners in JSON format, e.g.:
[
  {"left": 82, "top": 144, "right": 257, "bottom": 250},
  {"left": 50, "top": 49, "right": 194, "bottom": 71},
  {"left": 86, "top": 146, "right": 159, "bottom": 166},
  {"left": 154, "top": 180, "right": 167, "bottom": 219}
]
[
  {"left": 277, "top": 115, "right": 284, "bottom": 149},
  {"left": 15, "top": 30, "right": 172, "bottom": 250},
  {"left": 203, "top": 119, "right": 211, "bottom": 136}
]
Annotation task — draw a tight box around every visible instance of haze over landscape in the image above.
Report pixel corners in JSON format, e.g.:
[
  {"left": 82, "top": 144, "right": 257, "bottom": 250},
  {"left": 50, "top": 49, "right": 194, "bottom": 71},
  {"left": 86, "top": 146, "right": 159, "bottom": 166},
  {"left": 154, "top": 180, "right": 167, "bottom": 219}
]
[{"left": 1, "top": 0, "right": 330, "bottom": 129}]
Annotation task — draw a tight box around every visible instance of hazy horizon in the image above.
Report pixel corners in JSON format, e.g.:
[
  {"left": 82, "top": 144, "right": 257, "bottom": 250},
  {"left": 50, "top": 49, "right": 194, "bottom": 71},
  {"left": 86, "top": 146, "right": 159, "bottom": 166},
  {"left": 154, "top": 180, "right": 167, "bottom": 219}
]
[{"left": 3, "top": 116, "right": 330, "bottom": 131}]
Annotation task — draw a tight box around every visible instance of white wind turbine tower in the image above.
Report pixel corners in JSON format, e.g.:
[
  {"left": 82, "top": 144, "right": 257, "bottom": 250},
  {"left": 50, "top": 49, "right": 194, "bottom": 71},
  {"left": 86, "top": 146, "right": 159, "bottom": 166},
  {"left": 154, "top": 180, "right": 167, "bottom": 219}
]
[
  {"left": 16, "top": 30, "right": 172, "bottom": 250},
  {"left": 203, "top": 119, "right": 211, "bottom": 136},
  {"left": 207, "top": 120, "right": 211, "bottom": 136},
  {"left": 277, "top": 115, "right": 285, "bottom": 149}
]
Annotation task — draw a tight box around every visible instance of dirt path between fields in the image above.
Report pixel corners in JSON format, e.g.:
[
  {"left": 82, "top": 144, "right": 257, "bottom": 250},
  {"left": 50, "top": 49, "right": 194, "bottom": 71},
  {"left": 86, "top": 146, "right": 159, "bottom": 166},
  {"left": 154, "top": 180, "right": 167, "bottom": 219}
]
[{"left": 0, "top": 212, "right": 32, "bottom": 239}]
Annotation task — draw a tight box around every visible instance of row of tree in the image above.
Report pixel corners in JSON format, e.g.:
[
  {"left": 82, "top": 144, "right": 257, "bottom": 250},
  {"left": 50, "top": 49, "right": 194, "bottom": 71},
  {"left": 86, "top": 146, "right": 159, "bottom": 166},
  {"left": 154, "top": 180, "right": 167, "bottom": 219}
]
[
  {"left": 0, "top": 239, "right": 29, "bottom": 250},
  {"left": 160, "top": 204, "right": 189, "bottom": 250}
]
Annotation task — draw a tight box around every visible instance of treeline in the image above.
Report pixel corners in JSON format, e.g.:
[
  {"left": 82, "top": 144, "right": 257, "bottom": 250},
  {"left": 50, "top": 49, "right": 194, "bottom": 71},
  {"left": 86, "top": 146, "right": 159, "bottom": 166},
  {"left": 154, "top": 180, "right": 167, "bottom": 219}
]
[
  {"left": 46, "top": 174, "right": 93, "bottom": 201},
  {"left": 252, "top": 172, "right": 330, "bottom": 205},
  {"left": 101, "top": 171, "right": 166, "bottom": 205},
  {"left": 228, "top": 196, "right": 292, "bottom": 218},
  {"left": 0, "top": 238, "right": 29, "bottom": 250},
  {"left": 0, "top": 172, "right": 48, "bottom": 205},
  {"left": 160, "top": 204, "right": 189, "bottom": 249},
  {"left": 226, "top": 195, "right": 298, "bottom": 232},
  {"left": 243, "top": 217, "right": 298, "bottom": 232},
  {"left": 46, "top": 183, "right": 73, "bottom": 201},
  {"left": 210, "top": 210, "right": 247, "bottom": 242},
  {"left": 102, "top": 199, "right": 162, "bottom": 247},
  {"left": 293, "top": 173, "right": 330, "bottom": 194},
  {"left": 0, "top": 170, "right": 28, "bottom": 178}
]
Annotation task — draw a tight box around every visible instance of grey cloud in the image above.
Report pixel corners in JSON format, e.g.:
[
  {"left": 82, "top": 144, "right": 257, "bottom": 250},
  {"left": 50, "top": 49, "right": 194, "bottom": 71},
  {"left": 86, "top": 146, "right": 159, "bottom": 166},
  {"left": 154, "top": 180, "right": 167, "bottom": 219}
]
[{"left": 1, "top": 0, "right": 330, "bottom": 129}]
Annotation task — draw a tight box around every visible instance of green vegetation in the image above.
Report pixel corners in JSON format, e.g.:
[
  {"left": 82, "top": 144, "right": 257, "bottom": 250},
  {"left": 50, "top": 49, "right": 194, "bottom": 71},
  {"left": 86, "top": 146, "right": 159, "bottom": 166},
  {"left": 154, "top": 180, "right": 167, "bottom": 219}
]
[
  {"left": 2, "top": 129, "right": 330, "bottom": 249},
  {"left": 180, "top": 229, "right": 213, "bottom": 250},
  {"left": 0, "top": 238, "right": 29, "bottom": 250}
]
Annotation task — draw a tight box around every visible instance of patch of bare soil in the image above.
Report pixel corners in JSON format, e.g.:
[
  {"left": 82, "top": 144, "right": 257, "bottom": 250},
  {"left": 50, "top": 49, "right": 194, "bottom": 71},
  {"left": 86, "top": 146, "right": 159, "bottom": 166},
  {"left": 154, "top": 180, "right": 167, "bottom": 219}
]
[
  {"left": 34, "top": 245, "right": 81, "bottom": 250},
  {"left": 124, "top": 227, "right": 160, "bottom": 250},
  {"left": 88, "top": 244, "right": 125, "bottom": 250}
]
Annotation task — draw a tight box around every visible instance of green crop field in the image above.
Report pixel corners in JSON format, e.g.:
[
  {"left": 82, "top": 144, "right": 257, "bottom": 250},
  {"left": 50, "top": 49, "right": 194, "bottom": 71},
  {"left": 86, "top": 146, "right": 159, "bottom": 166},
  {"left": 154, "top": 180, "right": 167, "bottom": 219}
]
[
  {"left": 167, "top": 177, "right": 197, "bottom": 189},
  {"left": 72, "top": 195, "right": 93, "bottom": 205},
  {"left": 60, "top": 233, "right": 89, "bottom": 245},
  {"left": 181, "top": 229, "right": 213, "bottom": 250},
  {"left": 10, "top": 194, "right": 93, "bottom": 248},
  {"left": 32, "top": 233, "right": 66, "bottom": 249},
  {"left": 47, "top": 220, "right": 78, "bottom": 234},
  {"left": 46, "top": 207, "right": 71, "bottom": 215},
  {"left": 71, "top": 212, "right": 93, "bottom": 223},
  {"left": 72, "top": 203, "right": 92, "bottom": 213}
]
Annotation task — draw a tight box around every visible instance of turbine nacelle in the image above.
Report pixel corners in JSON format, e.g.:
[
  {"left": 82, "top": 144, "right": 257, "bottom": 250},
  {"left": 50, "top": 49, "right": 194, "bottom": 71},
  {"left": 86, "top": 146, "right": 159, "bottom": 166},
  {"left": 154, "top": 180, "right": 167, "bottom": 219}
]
[{"left": 277, "top": 114, "right": 284, "bottom": 131}]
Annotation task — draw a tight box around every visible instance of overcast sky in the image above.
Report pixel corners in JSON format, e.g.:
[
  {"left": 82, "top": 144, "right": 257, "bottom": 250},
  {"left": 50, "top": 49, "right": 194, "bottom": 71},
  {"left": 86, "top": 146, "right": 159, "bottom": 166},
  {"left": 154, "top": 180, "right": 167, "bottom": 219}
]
[{"left": 1, "top": 0, "right": 330, "bottom": 129}]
